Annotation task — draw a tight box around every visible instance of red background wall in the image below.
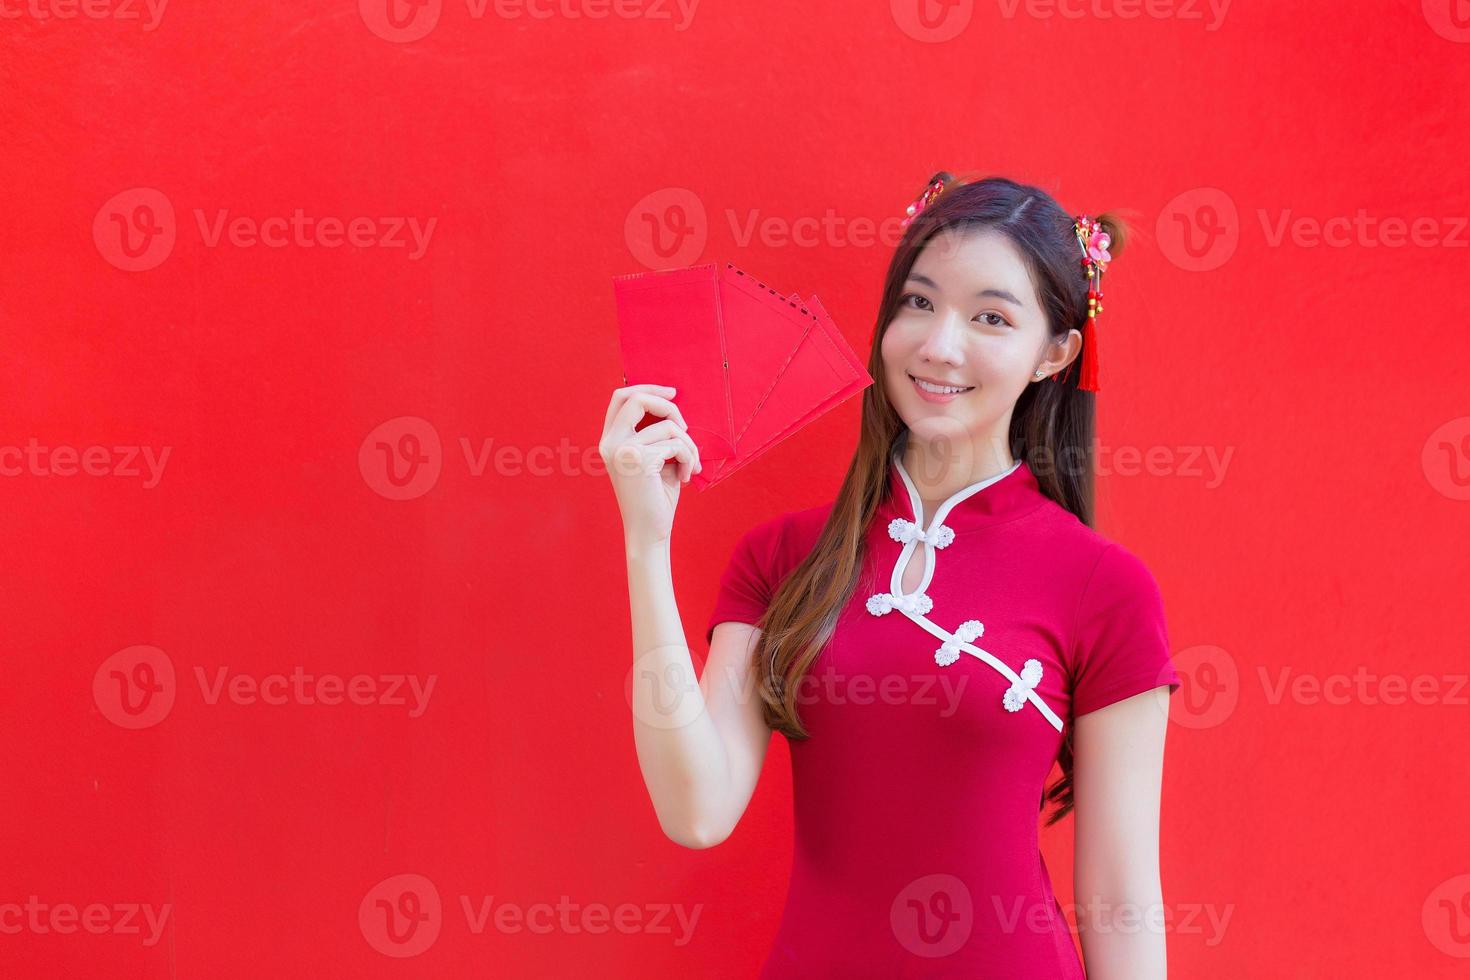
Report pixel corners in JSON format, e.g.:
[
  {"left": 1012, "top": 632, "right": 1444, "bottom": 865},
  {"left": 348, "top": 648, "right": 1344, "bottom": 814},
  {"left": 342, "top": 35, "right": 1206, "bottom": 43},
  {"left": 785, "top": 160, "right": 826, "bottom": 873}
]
[{"left": 4, "top": 1, "right": 1470, "bottom": 976}]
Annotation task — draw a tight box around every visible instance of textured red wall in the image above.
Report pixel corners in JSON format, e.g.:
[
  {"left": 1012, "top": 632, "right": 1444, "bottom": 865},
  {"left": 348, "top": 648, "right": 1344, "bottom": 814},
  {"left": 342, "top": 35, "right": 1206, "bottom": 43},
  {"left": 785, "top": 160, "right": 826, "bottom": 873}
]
[{"left": 3, "top": 1, "right": 1469, "bottom": 976}]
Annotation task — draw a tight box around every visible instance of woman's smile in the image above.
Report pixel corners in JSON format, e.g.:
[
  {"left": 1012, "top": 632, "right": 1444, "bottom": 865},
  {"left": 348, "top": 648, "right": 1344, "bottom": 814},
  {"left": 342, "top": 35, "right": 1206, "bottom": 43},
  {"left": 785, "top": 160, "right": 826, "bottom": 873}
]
[{"left": 908, "top": 372, "right": 975, "bottom": 403}]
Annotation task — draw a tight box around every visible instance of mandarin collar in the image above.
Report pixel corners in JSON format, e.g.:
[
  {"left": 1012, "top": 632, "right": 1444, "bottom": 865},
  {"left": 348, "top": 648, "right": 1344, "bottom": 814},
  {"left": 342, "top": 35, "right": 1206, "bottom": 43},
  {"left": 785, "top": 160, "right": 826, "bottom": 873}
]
[{"left": 881, "top": 449, "right": 1044, "bottom": 534}]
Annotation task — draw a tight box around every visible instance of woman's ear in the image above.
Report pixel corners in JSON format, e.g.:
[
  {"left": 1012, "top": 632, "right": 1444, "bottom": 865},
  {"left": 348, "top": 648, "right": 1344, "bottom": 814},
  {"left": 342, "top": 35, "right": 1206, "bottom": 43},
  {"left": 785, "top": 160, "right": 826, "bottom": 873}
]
[{"left": 1034, "top": 329, "right": 1083, "bottom": 381}]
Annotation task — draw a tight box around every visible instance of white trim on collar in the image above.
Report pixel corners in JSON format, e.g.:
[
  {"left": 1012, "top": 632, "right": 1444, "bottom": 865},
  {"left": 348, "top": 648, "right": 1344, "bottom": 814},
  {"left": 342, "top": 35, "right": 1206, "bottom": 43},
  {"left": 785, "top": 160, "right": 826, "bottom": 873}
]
[
  {"left": 889, "top": 453, "right": 1023, "bottom": 597},
  {"left": 892, "top": 452, "right": 1023, "bottom": 533},
  {"left": 871, "top": 449, "right": 1063, "bottom": 732}
]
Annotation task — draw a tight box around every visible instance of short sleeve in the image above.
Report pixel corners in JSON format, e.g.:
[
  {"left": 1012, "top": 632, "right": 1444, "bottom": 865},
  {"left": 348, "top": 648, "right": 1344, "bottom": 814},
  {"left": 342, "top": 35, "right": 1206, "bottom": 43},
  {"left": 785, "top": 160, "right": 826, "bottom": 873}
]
[
  {"left": 1069, "top": 543, "right": 1182, "bottom": 717},
  {"left": 704, "top": 515, "right": 786, "bottom": 645}
]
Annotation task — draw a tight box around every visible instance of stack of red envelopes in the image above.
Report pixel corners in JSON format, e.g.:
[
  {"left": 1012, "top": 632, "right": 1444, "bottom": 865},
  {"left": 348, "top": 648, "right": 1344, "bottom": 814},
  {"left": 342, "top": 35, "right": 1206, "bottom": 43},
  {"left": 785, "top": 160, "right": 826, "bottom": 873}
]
[{"left": 613, "top": 261, "right": 873, "bottom": 490}]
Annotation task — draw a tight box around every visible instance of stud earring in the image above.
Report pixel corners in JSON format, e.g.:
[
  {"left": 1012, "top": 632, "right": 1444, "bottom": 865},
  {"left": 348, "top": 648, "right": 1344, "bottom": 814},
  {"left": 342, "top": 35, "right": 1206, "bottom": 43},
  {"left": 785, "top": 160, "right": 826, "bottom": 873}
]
[{"left": 1033, "top": 369, "right": 1045, "bottom": 379}]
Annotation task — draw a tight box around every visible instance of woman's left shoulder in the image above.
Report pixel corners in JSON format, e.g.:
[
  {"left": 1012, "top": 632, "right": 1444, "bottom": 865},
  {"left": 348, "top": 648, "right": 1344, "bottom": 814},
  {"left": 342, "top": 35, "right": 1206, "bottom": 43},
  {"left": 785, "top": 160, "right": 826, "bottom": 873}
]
[
  {"left": 1062, "top": 532, "right": 1180, "bottom": 716},
  {"left": 1025, "top": 502, "right": 1160, "bottom": 589}
]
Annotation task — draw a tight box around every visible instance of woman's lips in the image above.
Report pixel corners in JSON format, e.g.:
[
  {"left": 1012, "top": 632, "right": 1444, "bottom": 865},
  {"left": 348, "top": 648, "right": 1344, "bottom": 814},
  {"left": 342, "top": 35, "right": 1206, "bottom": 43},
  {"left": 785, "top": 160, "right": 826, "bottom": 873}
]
[{"left": 909, "top": 373, "right": 974, "bottom": 404}]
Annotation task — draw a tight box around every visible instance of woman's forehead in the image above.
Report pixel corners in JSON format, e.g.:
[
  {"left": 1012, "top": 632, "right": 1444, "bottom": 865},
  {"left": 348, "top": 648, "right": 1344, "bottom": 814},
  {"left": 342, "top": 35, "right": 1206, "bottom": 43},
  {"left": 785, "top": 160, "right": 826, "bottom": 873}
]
[{"left": 910, "top": 229, "right": 1036, "bottom": 307}]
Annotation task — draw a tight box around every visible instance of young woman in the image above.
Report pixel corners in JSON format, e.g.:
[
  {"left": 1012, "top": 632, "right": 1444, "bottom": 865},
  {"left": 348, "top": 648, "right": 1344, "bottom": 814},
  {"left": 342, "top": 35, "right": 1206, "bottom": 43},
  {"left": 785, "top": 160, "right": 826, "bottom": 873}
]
[{"left": 601, "top": 173, "right": 1182, "bottom": 978}]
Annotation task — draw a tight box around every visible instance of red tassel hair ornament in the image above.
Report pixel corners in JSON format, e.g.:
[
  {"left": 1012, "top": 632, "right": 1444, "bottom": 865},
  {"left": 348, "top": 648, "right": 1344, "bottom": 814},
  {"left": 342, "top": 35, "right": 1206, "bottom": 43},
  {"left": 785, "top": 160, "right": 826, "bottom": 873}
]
[{"left": 1061, "top": 214, "right": 1111, "bottom": 392}]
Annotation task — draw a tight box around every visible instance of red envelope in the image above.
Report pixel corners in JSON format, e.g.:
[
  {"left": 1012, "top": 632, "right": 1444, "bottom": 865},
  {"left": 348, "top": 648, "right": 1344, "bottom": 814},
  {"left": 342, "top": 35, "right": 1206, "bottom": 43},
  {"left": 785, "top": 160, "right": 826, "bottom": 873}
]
[
  {"left": 612, "top": 264, "right": 738, "bottom": 462},
  {"left": 697, "top": 290, "right": 870, "bottom": 488},
  {"left": 613, "top": 261, "right": 872, "bottom": 491}
]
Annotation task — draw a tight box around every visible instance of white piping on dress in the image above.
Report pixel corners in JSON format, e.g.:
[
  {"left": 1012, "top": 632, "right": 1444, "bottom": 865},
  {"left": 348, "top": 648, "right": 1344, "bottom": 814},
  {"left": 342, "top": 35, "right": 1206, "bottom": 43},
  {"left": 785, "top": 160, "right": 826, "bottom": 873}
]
[
  {"left": 897, "top": 609, "right": 1064, "bottom": 731},
  {"left": 875, "top": 452, "right": 1065, "bottom": 733},
  {"left": 888, "top": 456, "right": 1018, "bottom": 597}
]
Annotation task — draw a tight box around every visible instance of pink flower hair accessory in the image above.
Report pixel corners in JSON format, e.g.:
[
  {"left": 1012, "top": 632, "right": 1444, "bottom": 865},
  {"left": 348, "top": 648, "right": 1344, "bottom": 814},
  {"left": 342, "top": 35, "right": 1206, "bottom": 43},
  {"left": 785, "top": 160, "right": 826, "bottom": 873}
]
[{"left": 900, "top": 176, "right": 949, "bottom": 229}]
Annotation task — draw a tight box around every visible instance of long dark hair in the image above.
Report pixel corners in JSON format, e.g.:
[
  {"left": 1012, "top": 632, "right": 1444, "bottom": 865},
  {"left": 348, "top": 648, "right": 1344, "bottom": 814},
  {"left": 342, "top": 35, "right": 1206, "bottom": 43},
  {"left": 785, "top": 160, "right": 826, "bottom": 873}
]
[{"left": 747, "top": 172, "right": 1130, "bottom": 825}]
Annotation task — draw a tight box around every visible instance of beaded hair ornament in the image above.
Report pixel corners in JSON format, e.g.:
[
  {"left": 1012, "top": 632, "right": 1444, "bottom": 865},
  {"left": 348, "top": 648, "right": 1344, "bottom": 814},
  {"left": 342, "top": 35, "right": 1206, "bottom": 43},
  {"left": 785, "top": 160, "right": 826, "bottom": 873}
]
[{"left": 899, "top": 176, "right": 1112, "bottom": 392}]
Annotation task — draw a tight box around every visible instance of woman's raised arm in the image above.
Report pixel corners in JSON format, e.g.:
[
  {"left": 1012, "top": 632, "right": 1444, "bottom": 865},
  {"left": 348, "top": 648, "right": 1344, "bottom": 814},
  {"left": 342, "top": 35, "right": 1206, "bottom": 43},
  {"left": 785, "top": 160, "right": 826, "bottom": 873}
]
[{"left": 601, "top": 384, "right": 772, "bottom": 848}]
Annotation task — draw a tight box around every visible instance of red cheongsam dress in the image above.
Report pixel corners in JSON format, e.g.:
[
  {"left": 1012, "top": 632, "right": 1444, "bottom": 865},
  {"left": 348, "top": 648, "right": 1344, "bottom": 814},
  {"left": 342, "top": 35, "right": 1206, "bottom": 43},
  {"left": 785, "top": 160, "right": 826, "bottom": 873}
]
[{"left": 705, "top": 450, "right": 1182, "bottom": 978}]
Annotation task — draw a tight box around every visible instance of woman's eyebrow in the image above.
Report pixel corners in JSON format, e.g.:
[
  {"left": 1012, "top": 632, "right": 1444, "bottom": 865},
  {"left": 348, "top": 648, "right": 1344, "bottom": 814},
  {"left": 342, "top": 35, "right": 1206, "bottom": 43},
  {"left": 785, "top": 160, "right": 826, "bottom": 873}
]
[{"left": 906, "top": 273, "right": 1025, "bottom": 308}]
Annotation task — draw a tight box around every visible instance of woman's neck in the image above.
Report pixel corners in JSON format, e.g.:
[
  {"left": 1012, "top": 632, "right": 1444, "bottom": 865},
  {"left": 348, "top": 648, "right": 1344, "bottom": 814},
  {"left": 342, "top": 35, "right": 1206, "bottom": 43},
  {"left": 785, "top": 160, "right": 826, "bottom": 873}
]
[{"left": 899, "top": 437, "right": 1015, "bottom": 516}]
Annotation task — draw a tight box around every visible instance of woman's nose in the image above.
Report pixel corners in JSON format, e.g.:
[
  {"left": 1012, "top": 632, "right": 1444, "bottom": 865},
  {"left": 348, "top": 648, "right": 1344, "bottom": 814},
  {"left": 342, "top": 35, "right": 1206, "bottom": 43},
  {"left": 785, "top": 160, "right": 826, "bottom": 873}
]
[{"left": 916, "top": 312, "right": 965, "bottom": 362}]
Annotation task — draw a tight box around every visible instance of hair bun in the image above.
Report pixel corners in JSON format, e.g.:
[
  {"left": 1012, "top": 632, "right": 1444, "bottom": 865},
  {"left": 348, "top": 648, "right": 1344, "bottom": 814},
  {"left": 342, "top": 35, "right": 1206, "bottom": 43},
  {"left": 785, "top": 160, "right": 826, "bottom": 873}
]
[{"left": 1092, "top": 211, "right": 1128, "bottom": 260}]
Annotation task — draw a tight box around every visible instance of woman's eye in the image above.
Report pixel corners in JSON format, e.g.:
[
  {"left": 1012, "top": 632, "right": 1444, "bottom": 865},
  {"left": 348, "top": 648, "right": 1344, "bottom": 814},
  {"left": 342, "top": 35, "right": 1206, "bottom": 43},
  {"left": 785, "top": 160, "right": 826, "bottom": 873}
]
[{"left": 901, "top": 294, "right": 1009, "bottom": 327}]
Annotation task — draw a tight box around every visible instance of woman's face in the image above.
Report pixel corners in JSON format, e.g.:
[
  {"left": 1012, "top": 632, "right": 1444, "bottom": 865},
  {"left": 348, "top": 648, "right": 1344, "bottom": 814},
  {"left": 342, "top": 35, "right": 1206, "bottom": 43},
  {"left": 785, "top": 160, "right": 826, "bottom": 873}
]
[{"left": 881, "top": 227, "right": 1079, "bottom": 460}]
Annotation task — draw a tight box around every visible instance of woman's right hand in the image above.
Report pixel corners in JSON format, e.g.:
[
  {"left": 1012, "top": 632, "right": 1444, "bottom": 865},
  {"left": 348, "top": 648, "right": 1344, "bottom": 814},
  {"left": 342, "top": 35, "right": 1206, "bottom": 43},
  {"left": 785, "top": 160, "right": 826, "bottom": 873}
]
[{"left": 599, "top": 383, "right": 703, "bottom": 546}]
